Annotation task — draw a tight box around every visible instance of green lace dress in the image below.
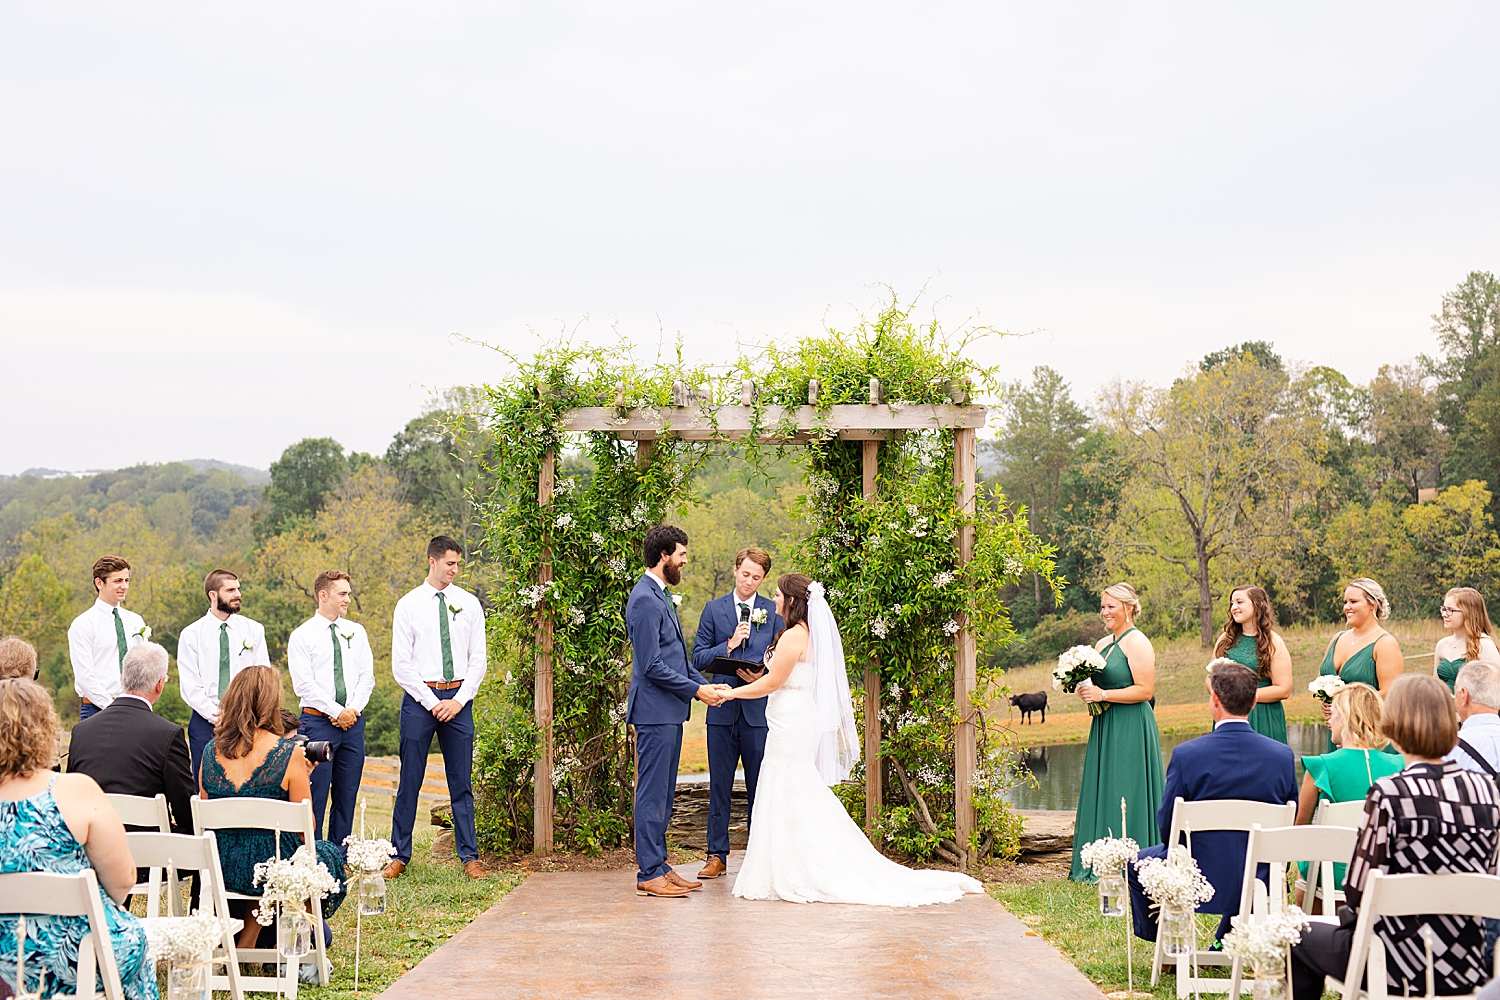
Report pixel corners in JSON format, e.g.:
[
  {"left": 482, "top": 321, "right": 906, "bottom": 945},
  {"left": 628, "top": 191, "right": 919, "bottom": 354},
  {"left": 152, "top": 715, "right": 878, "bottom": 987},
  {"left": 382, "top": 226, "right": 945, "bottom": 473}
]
[
  {"left": 1069, "top": 627, "right": 1166, "bottom": 882},
  {"left": 1296, "top": 747, "right": 1405, "bottom": 889},
  {"left": 1225, "top": 633, "right": 1287, "bottom": 744},
  {"left": 1316, "top": 630, "right": 1387, "bottom": 752},
  {"left": 1437, "top": 655, "right": 1464, "bottom": 691},
  {"left": 200, "top": 737, "right": 347, "bottom": 916}
]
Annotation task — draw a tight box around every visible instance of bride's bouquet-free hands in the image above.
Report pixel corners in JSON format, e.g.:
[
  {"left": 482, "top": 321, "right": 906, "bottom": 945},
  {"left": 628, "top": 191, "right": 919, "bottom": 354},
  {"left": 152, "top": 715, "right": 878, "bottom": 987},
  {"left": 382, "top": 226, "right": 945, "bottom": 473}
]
[
  {"left": 711, "top": 683, "right": 737, "bottom": 701},
  {"left": 1054, "top": 645, "right": 1109, "bottom": 716}
]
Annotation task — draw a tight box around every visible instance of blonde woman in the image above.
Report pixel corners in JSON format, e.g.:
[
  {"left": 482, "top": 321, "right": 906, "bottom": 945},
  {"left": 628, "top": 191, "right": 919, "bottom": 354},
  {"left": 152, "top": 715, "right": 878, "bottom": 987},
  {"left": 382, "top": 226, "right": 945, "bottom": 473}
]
[
  {"left": 1069, "top": 582, "right": 1165, "bottom": 881},
  {"left": 1315, "top": 578, "right": 1404, "bottom": 752},
  {"left": 1435, "top": 587, "right": 1500, "bottom": 691}
]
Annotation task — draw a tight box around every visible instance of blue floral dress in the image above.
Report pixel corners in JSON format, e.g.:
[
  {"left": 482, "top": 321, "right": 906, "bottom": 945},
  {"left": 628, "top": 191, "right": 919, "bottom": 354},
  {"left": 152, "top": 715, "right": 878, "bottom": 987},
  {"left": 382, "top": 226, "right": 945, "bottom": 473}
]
[
  {"left": 0, "top": 778, "right": 156, "bottom": 999},
  {"left": 199, "top": 737, "right": 347, "bottom": 917}
]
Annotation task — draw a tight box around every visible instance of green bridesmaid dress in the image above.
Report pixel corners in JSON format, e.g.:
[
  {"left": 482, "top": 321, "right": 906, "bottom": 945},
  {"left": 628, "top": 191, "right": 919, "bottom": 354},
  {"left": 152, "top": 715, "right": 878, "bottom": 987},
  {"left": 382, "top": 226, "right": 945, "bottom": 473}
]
[
  {"left": 1316, "top": 630, "right": 1385, "bottom": 752},
  {"left": 1069, "top": 627, "right": 1166, "bottom": 882},
  {"left": 1437, "top": 655, "right": 1464, "bottom": 691},
  {"left": 1226, "top": 633, "right": 1287, "bottom": 744}
]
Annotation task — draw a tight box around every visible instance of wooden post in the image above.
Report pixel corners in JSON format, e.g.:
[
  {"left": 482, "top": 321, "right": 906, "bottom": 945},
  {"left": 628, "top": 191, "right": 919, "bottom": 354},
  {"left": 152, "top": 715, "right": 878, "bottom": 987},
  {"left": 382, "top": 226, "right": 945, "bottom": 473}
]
[
  {"left": 636, "top": 439, "right": 655, "bottom": 469},
  {"left": 533, "top": 450, "right": 555, "bottom": 855},
  {"left": 862, "top": 439, "right": 882, "bottom": 836},
  {"left": 952, "top": 427, "right": 978, "bottom": 869}
]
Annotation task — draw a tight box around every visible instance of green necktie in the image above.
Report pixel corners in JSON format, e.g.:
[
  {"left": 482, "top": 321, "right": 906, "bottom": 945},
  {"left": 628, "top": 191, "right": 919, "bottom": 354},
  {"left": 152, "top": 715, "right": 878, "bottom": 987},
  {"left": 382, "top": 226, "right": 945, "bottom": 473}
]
[
  {"left": 437, "top": 592, "right": 455, "bottom": 682},
  {"left": 329, "top": 622, "right": 347, "bottom": 705},
  {"left": 218, "top": 622, "right": 231, "bottom": 697},
  {"left": 112, "top": 607, "right": 128, "bottom": 665}
]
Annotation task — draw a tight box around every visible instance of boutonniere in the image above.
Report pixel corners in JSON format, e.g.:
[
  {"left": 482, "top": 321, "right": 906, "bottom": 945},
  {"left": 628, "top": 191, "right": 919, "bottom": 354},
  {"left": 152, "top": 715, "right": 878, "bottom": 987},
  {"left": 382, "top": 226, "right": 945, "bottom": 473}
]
[
  {"left": 134, "top": 625, "right": 152, "bottom": 641},
  {"left": 671, "top": 593, "right": 683, "bottom": 608},
  {"left": 339, "top": 631, "right": 356, "bottom": 648},
  {"left": 448, "top": 604, "right": 464, "bottom": 618},
  {"left": 750, "top": 607, "right": 768, "bottom": 630},
  {"left": 239, "top": 639, "right": 255, "bottom": 655}
]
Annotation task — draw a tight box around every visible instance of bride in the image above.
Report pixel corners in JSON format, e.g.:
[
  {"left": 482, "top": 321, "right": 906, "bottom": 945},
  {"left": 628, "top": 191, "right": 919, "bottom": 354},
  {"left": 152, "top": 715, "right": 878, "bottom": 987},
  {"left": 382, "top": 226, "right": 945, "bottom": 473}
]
[{"left": 716, "top": 573, "right": 982, "bottom": 905}]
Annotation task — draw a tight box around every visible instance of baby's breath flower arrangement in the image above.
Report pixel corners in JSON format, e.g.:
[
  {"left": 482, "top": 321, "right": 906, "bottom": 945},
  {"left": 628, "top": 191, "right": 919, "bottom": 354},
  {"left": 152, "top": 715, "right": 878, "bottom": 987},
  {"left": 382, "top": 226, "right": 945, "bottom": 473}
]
[{"left": 252, "top": 846, "right": 340, "bottom": 925}]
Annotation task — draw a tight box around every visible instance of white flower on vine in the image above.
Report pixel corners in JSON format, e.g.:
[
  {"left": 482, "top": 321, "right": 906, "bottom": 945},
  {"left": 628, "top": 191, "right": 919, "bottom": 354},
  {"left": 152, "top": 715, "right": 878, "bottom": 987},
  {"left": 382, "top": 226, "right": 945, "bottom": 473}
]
[
  {"left": 568, "top": 607, "right": 585, "bottom": 626},
  {"left": 906, "top": 503, "right": 920, "bottom": 517},
  {"left": 608, "top": 701, "right": 627, "bottom": 724},
  {"left": 554, "top": 478, "right": 577, "bottom": 495},
  {"left": 555, "top": 513, "right": 574, "bottom": 530},
  {"left": 567, "top": 659, "right": 586, "bottom": 675},
  {"left": 943, "top": 618, "right": 961, "bottom": 636},
  {"left": 590, "top": 531, "right": 607, "bottom": 547},
  {"left": 606, "top": 556, "right": 627, "bottom": 576},
  {"left": 916, "top": 765, "right": 943, "bottom": 786},
  {"left": 887, "top": 681, "right": 901, "bottom": 699},
  {"left": 932, "top": 571, "right": 955, "bottom": 588},
  {"left": 904, "top": 559, "right": 914, "bottom": 567},
  {"left": 892, "top": 604, "right": 904, "bottom": 616},
  {"left": 1004, "top": 557, "right": 1023, "bottom": 576},
  {"left": 870, "top": 616, "right": 890, "bottom": 639},
  {"left": 631, "top": 502, "right": 649, "bottom": 524},
  {"left": 828, "top": 588, "right": 845, "bottom": 601}
]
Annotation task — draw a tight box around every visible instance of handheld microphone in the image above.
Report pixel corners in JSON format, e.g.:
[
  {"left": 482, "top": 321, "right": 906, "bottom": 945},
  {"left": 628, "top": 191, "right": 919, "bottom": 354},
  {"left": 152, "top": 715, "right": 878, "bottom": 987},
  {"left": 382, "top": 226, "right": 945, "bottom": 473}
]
[{"left": 739, "top": 603, "right": 752, "bottom": 624}]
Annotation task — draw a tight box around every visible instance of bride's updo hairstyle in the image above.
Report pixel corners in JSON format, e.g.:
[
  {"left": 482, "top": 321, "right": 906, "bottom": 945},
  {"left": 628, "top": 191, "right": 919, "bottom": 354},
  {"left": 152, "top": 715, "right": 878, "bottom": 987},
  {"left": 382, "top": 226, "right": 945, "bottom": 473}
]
[{"left": 768, "top": 573, "right": 813, "bottom": 655}]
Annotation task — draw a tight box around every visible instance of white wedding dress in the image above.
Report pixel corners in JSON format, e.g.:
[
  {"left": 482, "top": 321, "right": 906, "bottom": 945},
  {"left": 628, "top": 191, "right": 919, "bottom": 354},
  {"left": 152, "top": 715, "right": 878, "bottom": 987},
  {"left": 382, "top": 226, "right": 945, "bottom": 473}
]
[{"left": 731, "top": 588, "right": 983, "bottom": 906}]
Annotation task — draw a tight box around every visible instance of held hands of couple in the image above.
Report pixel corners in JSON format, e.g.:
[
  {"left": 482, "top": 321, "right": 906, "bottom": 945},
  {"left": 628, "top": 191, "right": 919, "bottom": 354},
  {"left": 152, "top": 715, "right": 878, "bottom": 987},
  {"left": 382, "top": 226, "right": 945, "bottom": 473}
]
[{"left": 696, "top": 684, "right": 737, "bottom": 707}]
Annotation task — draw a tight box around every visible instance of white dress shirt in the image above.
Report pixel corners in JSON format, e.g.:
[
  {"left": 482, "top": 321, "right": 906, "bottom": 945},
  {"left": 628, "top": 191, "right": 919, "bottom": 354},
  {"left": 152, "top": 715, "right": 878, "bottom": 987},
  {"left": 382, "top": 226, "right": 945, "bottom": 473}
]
[
  {"left": 391, "top": 582, "right": 487, "bottom": 710},
  {"left": 177, "top": 611, "right": 270, "bottom": 721},
  {"left": 287, "top": 613, "right": 375, "bottom": 717},
  {"left": 68, "top": 599, "right": 148, "bottom": 709}
]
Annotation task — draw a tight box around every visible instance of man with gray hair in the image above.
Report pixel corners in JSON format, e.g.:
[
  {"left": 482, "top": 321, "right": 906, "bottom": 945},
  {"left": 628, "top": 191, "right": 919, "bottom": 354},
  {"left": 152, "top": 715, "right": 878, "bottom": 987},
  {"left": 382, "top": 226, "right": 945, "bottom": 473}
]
[
  {"left": 67, "top": 641, "right": 195, "bottom": 833},
  {"left": 1449, "top": 660, "right": 1500, "bottom": 777}
]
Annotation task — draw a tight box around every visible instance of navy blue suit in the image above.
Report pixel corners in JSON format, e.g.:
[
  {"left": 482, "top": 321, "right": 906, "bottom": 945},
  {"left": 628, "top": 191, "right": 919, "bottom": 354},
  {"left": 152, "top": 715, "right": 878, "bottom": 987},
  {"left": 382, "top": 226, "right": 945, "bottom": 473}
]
[
  {"left": 1128, "top": 720, "right": 1297, "bottom": 942},
  {"left": 690, "top": 591, "right": 781, "bottom": 861},
  {"left": 626, "top": 573, "right": 705, "bottom": 882}
]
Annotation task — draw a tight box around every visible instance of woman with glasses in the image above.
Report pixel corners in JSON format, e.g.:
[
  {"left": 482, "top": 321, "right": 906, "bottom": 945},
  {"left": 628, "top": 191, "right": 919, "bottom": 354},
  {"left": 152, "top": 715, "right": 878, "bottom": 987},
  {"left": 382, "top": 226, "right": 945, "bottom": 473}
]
[{"left": 1435, "top": 587, "right": 1500, "bottom": 690}]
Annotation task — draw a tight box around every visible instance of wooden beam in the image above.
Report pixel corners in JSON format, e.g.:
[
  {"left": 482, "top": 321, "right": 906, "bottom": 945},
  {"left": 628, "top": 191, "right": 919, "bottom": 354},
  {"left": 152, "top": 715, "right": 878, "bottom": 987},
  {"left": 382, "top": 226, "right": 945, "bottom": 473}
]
[
  {"left": 862, "top": 439, "right": 882, "bottom": 837},
  {"left": 533, "top": 450, "right": 555, "bottom": 856},
  {"left": 952, "top": 427, "right": 978, "bottom": 870},
  {"left": 562, "top": 403, "right": 985, "bottom": 439}
]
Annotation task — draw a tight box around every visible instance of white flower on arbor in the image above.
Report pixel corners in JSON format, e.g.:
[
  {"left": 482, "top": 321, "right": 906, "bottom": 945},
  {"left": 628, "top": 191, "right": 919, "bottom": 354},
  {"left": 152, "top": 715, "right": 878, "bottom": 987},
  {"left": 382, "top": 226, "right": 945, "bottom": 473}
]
[
  {"left": 931, "top": 571, "right": 955, "bottom": 588},
  {"left": 555, "top": 513, "right": 574, "bottom": 530}
]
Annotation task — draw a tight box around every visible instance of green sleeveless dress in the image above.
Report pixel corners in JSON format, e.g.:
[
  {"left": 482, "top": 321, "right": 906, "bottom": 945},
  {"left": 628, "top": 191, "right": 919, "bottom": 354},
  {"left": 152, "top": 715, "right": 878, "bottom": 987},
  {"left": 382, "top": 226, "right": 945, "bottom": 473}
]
[
  {"left": 1069, "top": 627, "right": 1166, "bottom": 882},
  {"left": 1317, "top": 630, "right": 1386, "bottom": 752},
  {"left": 1226, "top": 633, "right": 1287, "bottom": 744},
  {"left": 1437, "top": 655, "right": 1464, "bottom": 691}
]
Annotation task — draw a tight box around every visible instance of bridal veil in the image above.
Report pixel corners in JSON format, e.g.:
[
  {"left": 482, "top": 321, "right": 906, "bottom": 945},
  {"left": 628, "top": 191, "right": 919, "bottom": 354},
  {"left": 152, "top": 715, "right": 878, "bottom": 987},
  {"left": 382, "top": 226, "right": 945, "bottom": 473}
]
[{"left": 806, "top": 581, "right": 860, "bottom": 784}]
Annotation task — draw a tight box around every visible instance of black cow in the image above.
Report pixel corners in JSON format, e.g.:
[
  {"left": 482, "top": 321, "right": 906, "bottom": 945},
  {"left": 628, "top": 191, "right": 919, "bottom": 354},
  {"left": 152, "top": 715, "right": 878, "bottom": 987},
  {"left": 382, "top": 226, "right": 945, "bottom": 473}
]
[{"left": 1008, "top": 691, "right": 1047, "bottom": 725}]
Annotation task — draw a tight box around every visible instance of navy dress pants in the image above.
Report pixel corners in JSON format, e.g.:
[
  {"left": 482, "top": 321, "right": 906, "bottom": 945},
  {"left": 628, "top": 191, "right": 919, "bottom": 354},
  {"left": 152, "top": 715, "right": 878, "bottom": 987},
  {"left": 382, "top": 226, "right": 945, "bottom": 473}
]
[
  {"left": 706, "top": 718, "right": 767, "bottom": 861},
  {"left": 79, "top": 702, "right": 100, "bottom": 721},
  {"left": 634, "top": 723, "right": 683, "bottom": 882},
  {"left": 392, "top": 688, "right": 477, "bottom": 864},
  {"left": 188, "top": 712, "right": 215, "bottom": 785},
  {"left": 298, "top": 711, "right": 366, "bottom": 845},
  {"left": 1127, "top": 843, "right": 1237, "bottom": 943}
]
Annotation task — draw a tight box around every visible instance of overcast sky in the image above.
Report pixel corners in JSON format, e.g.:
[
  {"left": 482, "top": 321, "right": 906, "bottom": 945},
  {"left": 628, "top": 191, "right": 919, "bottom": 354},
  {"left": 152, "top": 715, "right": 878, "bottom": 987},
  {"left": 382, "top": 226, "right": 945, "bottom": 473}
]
[{"left": 2, "top": 3, "right": 1497, "bottom": 475}]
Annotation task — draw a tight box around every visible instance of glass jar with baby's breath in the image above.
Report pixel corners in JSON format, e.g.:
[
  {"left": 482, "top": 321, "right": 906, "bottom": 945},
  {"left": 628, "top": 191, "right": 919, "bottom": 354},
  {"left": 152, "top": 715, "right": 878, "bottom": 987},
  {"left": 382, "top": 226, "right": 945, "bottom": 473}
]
[
  {"left": 166, "top": 959, "right": 210, "bottom": 1000},
  {"left": 1251, "top": 956, "right": 1287, "bottom": 1000},
  {"left": 1097, "top": 873, "right": 1126, "bottom": 916},
  {"left": 1159, "top": 908, "right": 1194, "bottom": 956}
]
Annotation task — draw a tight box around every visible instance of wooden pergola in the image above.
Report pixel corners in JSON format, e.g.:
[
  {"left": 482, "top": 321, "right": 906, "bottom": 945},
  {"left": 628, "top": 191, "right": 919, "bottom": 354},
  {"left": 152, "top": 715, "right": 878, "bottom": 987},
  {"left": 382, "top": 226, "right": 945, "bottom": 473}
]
[{"left": 532, "top": 380, "right": 988, "bottom": 869}]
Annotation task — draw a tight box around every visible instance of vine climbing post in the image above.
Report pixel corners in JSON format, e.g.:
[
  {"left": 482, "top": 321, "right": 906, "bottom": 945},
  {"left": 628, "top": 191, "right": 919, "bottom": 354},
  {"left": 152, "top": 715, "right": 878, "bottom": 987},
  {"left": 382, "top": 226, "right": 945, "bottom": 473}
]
[
  {"left": 953, "top": 426, "right": 978, "bottom": 868},
  {"left": 534, "top": 449, "right": 555, "bottom": 855},
  {"left": 861, "top": 438, "right": 882, "bottom": 835}
]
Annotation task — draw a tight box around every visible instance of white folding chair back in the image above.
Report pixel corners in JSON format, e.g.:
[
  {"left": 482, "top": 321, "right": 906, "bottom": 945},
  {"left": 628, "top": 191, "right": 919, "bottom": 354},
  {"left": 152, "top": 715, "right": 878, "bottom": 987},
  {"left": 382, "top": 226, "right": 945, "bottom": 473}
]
[
  {"left": 0, "top": 869, "right": 126, "bottom": 1000},
  {"left": 126, "top": 831, "right": 244, "bottom": 1000},
  {"left": 103, "top": 793, "right": 172, "bottom": 908},
  {"left": 1151, "top": 797, "right": 1298, "bottom": 998},
  {"left": 1226, "top": 824, "right": 1358, "bottom": 998},
  {"left": 191, "top": 796, "right": 327, "bottom": 996},
  {"left": 1301, "top": 799, "right": 1366, "bottom": 916},
  {"left": 1317, "top": 800, "right": 1366, "bottom": 828},
  {"left": 1331, "top": 870, "right": 1500, "bottom": 1000}
]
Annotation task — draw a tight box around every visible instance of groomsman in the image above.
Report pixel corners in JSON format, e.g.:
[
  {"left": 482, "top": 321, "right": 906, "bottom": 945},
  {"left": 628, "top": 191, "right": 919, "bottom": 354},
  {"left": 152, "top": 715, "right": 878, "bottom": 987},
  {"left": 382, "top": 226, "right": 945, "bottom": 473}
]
[
  {"left": 288, "top": 570, "right": 374, "bottom": 844},
  {"left": 177, "top": 569, "right": 269, "bottom": 778},
  {"left": 68, "top": 555, "right": 149, "bottom": 720},
  {"left": 690, "top": 547, "right": 781, "bottom": 879},
  {"left": 386, "top": 536, "right": 488, "bottom": 881}
]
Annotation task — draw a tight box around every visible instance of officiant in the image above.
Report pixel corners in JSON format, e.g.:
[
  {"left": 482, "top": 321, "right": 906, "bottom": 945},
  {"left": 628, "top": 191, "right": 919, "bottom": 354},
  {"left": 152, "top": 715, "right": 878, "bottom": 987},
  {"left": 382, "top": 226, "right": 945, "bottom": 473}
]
[{"left": 691, "top": 547, "right": 782, "bottom": 880}]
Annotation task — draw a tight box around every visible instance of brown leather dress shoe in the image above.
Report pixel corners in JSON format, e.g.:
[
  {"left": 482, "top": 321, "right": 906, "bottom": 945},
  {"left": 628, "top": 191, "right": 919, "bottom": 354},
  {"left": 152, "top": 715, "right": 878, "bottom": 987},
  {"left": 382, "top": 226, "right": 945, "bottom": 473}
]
[
  {"left": 382, "top": 860, "right": 406, "bottom": 879},
  {"left": 664, "top": 869, "right": 702, "bottom": 890},
  {"left": 698, "top": 856, "right": 727, "bottom": 879},
  {"left": 636, "top": 875, "right": 692, "bottom": 898},
  {"left": 463, "top": 860, "right": 488, "bottom": 880}
]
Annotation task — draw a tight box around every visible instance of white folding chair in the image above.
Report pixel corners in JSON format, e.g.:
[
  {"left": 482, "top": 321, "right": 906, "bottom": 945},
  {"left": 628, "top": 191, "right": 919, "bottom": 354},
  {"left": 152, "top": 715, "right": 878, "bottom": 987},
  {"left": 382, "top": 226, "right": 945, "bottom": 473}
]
[
  {"left": 127, "top": 831, "right": 244, "bottom": 1000},
  {"left": 1226, "top": 823, "right": 1359, "bottom": 999},
  {"left": 1150, "top": 797, "right": 1298, "bottom": 997},
  {"left": 1301, "top": 800, "right": 1366, "bottom": 917},
  {"left": 103, "top": 793, "right": 173, "bottom": 912},
  {"left": 1329, "top": 870, "right": 1500, "bottom": 1000},
  {"left": 191, "top": 797, "right": 329, "bottom": 997},
  {"left": 0, "top": 869, "right": 126, "bottom": 1000}
]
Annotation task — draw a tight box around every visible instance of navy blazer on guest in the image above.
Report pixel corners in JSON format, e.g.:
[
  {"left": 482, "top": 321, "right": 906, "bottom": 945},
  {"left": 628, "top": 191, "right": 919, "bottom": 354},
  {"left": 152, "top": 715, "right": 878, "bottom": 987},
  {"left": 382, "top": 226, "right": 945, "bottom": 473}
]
[
  {"left": 1157, "top": 720, "right": 1298, "bottom": 914},
  {"left": 691, "top": 591, "right": 781, "bottom": 727},
  {"left": 626, "top": 574, "right": 706, "bottom": 726}
]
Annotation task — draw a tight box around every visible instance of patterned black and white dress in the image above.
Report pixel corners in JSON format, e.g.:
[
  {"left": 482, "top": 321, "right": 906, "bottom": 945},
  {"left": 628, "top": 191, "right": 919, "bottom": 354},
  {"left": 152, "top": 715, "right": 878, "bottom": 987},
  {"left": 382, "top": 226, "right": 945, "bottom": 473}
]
[{"left": 1344, "top": 760, "right": 1500, "bottom": 994}]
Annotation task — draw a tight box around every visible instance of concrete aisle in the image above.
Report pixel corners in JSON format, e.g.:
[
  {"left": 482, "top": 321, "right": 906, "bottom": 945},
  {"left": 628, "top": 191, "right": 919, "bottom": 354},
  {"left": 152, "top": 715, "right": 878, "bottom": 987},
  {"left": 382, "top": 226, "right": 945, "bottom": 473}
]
[{"left": 378, "top": 859, "right": 1105, "bottom": 999}]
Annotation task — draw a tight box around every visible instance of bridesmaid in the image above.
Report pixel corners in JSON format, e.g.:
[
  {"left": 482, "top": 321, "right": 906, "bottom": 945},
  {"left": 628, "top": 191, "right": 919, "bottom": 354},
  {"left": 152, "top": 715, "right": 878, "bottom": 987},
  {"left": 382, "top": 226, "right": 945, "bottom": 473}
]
[
  {"left": 1434, "top": 587, "right": 1500, "bottom": 690},
  {"left": 1316, "top": 577, "right": 1404, "bottom": 751},
  {"left": 1069, "top": 582, "right": 1165, "bottom": 882},
  {"left": 1214, "top": 585, "right": 1293, "bottom": 743}
]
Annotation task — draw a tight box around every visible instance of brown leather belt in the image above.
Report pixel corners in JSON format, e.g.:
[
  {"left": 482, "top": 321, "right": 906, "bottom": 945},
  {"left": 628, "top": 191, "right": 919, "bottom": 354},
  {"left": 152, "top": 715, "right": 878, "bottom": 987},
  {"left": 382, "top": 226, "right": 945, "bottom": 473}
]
[
  {"left": 301, "top": 707, "right": 326, "bottom": 717},
  {"left": 429, "top": 680, "right": 463, "bottom": 690}
]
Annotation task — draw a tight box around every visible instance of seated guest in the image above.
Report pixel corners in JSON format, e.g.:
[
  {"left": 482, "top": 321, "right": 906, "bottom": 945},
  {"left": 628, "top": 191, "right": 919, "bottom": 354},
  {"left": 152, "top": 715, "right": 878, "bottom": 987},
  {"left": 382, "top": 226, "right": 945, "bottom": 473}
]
[
  {"left": 1445, "top": 660, "right": 1500, "bottom": 969},
  {"left": 1127, "top": 658, "right": 1297, "bottom": 944},
  {"left": 67, "top": 642, "right": 195, "bottom": 833},
  {"left": 1292, "top": 682, "right": 1403, "bottom": 897},
  {"left": 200, "top": 665, "right": 346, "bottom": 962},
  {"left": 0, "top": 636, "right": 37, "bottom": 680},
  {"left": 0, "top": 679, "right": 156, "bottom": 1000},
  {"left": 1290, "top": 674, "right": 1500, "bottom": 1000}
]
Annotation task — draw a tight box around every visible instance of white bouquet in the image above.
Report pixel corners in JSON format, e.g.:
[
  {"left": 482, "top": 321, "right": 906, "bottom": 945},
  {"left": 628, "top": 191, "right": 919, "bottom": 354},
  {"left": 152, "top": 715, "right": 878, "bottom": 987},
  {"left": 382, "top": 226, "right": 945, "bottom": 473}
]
[
  {"left": 1133, "top": 846, "right": 1215, "bottom": 912},
  {"left": 1221, "top": 906, "right": 1312, "bottom": 967},
  {"left": 344, "top": 834, "right": 397, "bottom": 876},
  {"left": 141, "top": 913, "right": 233, "bottom": 965},
  {"left": 251, "top": 845, "right": 341, "bottom": 926},
  {"left": 1078, "top": 836, "right": 1140, "bottom": 880},
  {"left": 1054, "top": 645, "right": 1109, "bottom": 716},
  {"left": 1308, "top": 675, "right": 1346, "bottom": 704}
]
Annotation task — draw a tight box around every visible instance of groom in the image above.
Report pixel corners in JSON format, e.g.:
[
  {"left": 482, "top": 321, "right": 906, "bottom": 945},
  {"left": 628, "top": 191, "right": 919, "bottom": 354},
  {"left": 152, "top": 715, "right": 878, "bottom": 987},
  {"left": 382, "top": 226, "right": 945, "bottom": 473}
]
[{"left": 626, "top": 524, "right": 727, "bottom": 899}]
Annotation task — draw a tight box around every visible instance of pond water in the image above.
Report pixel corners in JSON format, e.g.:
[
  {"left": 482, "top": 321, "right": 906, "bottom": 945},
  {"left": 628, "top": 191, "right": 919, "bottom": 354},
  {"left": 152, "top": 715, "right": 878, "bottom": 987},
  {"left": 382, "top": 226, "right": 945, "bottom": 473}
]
[{"left": 1002, "top": 722, "right": 1330, "bottom": 812}]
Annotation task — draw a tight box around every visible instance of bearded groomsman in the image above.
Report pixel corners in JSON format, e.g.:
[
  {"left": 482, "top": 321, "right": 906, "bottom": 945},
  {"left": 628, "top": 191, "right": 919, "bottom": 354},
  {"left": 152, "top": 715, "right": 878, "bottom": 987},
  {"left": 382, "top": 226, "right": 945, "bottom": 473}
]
[
  {"left": 177, "top": 569, "right": 269, "bottom": 778},
  {"left": 689, "top": 547, "right": 781, "bottom": 879},
  {"left": 69, "top": 555, "right": 150, "bottom": 720},
  {"left": 288, "top": 570, "right": 375, "bottom": 844},
  {"left": 386, "top": 536, "right": 488, "bottom": 881}
]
